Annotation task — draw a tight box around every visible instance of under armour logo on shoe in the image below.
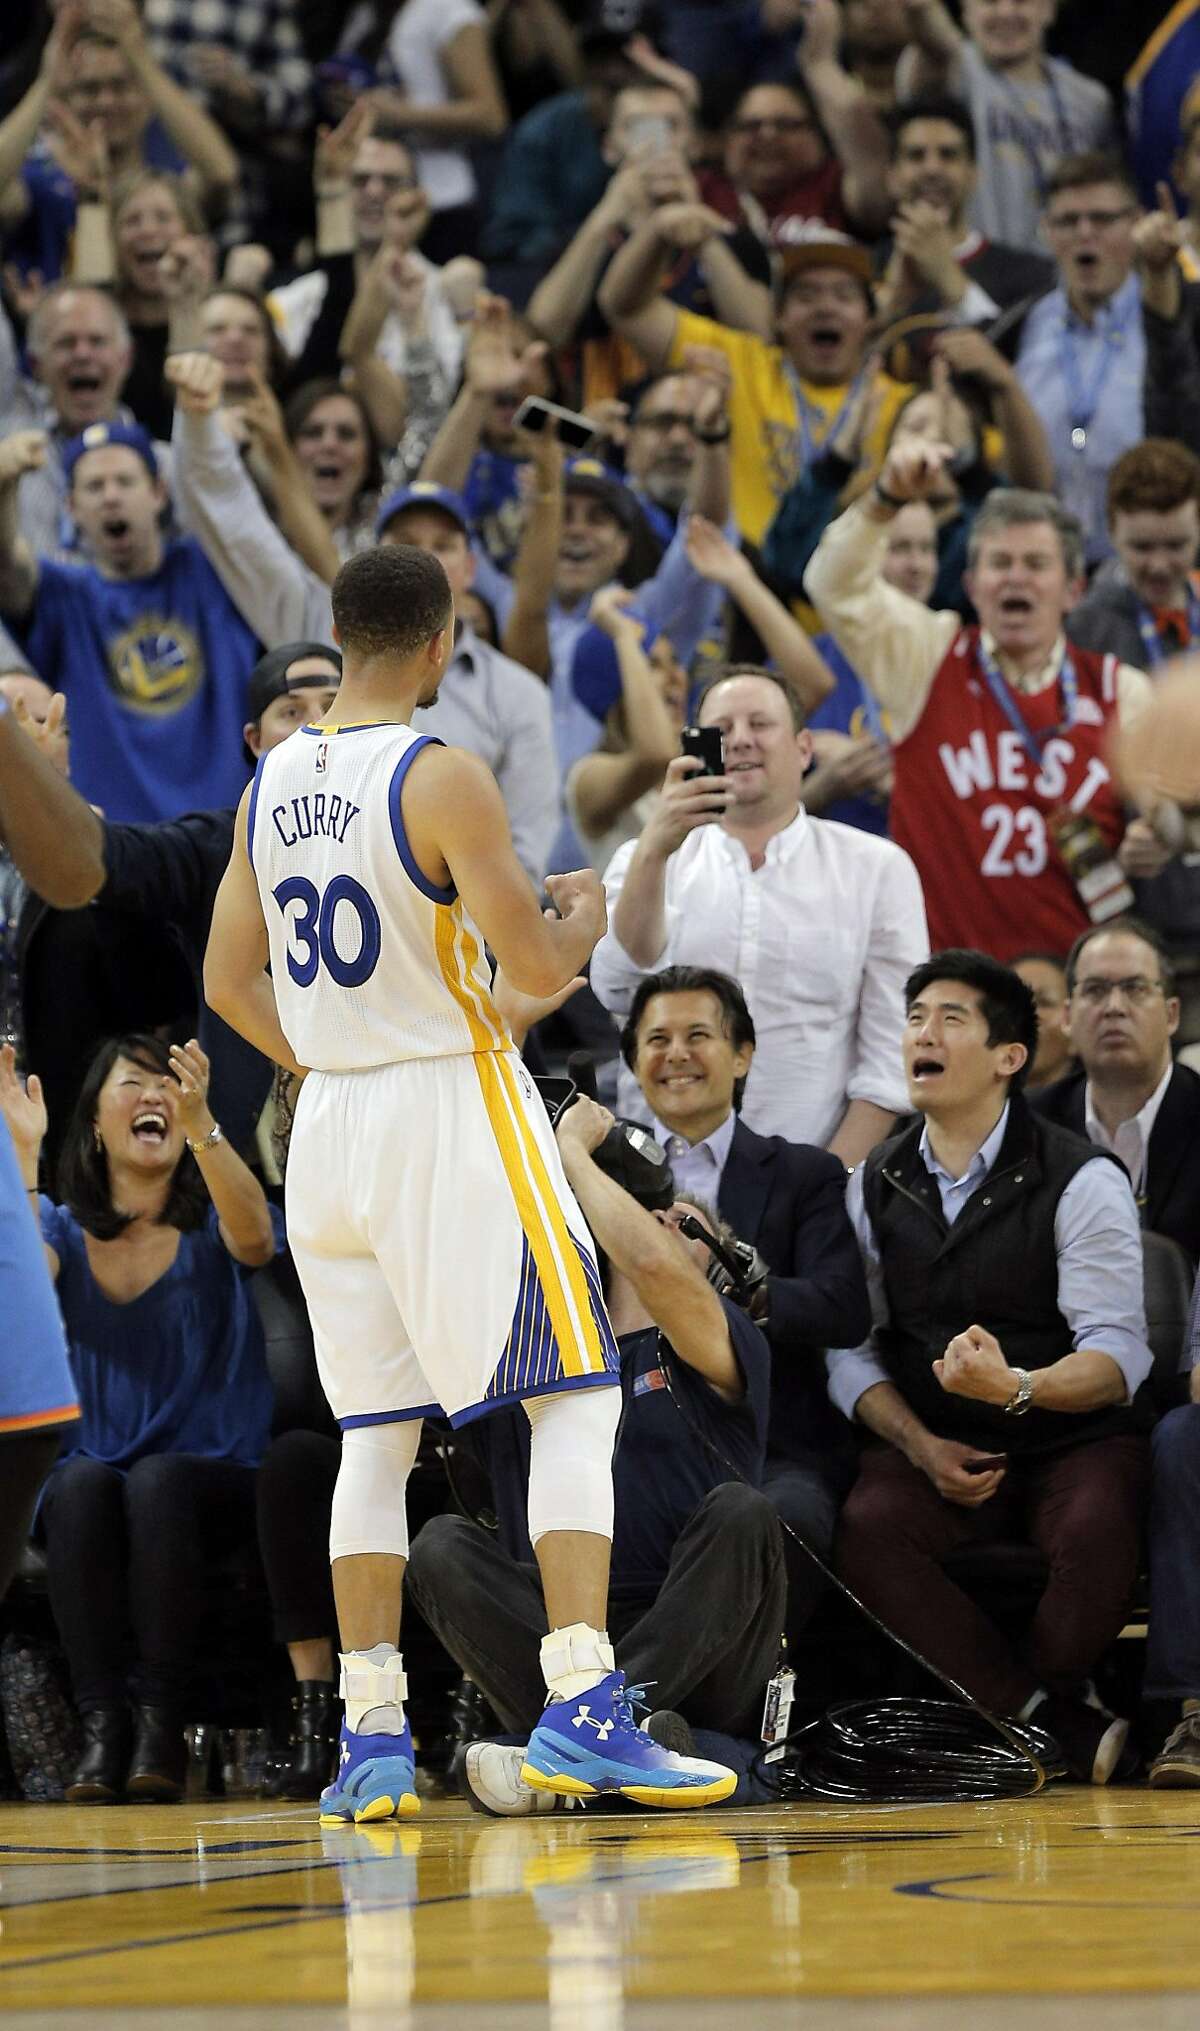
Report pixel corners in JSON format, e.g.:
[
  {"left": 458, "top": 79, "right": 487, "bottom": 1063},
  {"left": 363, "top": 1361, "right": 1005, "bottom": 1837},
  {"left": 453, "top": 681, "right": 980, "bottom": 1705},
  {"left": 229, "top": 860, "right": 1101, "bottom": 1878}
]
[
  {"left": 570, "top": 1706, "right": 614, "bottom": 1740},
  {"left": 340, "top": 1740, "right": 351, "bottom": 1767}
]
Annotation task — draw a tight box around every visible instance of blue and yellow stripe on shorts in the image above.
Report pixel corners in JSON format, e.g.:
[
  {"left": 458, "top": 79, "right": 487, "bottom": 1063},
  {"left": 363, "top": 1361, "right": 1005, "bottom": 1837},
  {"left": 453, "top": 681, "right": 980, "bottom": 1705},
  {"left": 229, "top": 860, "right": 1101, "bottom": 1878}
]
[{"left": 434, "top": 902, "right": 618, "bottom": 1399}]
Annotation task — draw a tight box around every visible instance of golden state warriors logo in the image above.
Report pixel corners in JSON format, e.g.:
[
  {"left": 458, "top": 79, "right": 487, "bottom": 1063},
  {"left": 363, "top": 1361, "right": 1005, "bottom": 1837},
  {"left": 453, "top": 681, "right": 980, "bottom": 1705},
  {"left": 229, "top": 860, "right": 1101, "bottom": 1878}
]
[{"left": 107, "top": 616, "right": 204, "bottom": 715}]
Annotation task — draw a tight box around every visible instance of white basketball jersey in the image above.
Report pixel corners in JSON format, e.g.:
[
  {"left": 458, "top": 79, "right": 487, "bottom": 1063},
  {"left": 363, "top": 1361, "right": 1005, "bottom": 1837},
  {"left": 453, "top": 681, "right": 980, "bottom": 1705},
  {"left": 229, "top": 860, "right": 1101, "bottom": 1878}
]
[{"left": 247, "top": 721, "right": 512, "bottom": 1071}]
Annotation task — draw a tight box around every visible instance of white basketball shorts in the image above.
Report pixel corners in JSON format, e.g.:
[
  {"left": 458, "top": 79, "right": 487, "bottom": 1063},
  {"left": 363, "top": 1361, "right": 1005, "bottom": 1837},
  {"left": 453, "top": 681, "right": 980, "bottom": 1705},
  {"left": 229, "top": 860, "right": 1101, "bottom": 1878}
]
[{"left": 284, "top": 1049, "right": 620, "bottom": 1430}]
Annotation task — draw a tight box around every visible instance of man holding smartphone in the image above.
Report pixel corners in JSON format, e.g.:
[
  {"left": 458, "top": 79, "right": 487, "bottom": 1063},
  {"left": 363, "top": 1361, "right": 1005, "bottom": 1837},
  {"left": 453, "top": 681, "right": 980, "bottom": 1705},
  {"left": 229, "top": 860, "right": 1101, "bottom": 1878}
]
[{"left": 828, "top": 949, "right": 1153, "bottom": 1786}]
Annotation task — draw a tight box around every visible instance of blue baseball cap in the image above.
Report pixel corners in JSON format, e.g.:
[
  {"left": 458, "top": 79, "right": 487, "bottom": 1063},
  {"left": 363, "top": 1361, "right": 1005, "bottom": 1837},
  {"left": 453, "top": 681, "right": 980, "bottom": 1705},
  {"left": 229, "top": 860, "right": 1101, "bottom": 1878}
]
[
  {"left": 63, "top": 420, "right": 158, "bottom": 484},
  {"left": 376, "top": 482, "right": 472, "bottom": 539},
  {"left": 571, "top": 613, "right": 660, "bottom": 723},
  {"left": 563, "top": 457, "right": 642, "bottom": 532}
]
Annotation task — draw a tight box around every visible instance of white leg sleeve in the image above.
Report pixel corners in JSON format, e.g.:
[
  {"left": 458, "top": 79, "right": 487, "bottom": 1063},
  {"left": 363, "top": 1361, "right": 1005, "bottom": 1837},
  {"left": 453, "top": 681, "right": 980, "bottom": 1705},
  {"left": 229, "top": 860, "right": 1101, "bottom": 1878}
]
[
  {"left": 524, "top": 1384, "right": 620, "bottom": 1547},
  {"left": 329, "top": 1420, "right": 424, "bottom": 1561}
]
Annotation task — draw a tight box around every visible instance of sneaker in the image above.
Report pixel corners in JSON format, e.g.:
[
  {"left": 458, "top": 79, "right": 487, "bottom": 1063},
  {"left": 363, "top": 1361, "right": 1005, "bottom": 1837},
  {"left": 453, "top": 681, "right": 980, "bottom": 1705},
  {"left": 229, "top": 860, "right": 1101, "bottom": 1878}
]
[
  {"left": 1149, "top": 1710, "right": 1200, "bottom": 1788},
  {"left": 455, "top": 1741, "right": 581, "bottom": 1817},
  {"left": 319, "top": 1717, "right": 420, "bottom": 1824},
  {"left": 520, "top": 1672, "right": 737, "bottom": 1808},
  {"left": 1040, "top": 1694, "right": 1137, "bottom": 1785}
]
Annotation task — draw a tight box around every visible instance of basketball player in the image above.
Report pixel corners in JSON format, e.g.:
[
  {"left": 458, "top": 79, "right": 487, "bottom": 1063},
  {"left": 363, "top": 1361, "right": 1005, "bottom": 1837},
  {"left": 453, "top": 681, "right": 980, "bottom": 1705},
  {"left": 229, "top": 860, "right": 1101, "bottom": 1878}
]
[
  {"left": 204, "top": 530, "right": 736, "bottom": 1820},
  {"left": 0, "top": 691, "right": 91, "bottom": 1594}
]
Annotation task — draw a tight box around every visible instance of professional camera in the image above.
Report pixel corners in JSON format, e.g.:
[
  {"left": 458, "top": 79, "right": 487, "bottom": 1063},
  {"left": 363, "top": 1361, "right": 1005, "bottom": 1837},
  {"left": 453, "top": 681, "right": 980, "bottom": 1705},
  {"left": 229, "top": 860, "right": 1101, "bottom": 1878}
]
[{"left": 534, "top": 1069, "right": 769, "bottom": 1313}]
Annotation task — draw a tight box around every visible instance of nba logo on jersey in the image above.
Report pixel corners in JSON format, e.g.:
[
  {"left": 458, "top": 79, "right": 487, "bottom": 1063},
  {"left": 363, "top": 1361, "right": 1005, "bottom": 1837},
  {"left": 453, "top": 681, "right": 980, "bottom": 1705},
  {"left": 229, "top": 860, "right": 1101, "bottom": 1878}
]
[{"left": 315, "top": 740, "right": 328, "bottom": 775}]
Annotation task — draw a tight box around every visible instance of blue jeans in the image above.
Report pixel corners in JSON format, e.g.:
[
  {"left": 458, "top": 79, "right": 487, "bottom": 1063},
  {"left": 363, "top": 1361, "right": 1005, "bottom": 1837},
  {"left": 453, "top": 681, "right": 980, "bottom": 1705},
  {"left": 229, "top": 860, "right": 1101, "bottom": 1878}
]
[{"left": 1146, "top": 1403, "right": 1200, "bottom": 1700}]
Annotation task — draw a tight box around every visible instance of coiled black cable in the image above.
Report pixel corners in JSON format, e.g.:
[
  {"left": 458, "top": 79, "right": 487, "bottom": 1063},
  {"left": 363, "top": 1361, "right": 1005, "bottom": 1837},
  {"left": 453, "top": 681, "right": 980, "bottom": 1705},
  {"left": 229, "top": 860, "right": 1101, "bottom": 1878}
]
[{"left": 651, "top": 1333, "right": 1049, "bottom": 1803}]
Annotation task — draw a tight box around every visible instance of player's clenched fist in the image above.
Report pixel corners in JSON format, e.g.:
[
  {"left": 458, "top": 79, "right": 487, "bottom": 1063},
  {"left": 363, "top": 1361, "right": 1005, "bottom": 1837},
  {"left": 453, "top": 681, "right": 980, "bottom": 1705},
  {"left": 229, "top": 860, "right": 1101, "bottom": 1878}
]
[
  {"left": 165, "top": 351, "right": 225, "bottom": 415},
  {"left": 544, "top": 869, "right": 608, "bottom": 945},
  {"left": 0, "top": 430, "right": 48, "bottom": 489}
]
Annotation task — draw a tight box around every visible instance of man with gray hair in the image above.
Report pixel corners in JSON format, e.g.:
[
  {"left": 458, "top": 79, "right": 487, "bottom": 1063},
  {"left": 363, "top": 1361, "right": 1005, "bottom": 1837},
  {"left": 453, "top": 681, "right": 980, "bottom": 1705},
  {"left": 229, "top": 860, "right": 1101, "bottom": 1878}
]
[{"left": 806, "top": 440, "right": 1155, "bottom": 959}]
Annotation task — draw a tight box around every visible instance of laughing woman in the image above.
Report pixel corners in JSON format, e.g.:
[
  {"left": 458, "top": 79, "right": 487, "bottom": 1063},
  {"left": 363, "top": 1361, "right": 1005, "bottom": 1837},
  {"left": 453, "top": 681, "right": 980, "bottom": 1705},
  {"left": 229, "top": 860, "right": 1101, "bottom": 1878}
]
[{"left": 0, "top": 1033, "right": 281, "bottom": 1806}]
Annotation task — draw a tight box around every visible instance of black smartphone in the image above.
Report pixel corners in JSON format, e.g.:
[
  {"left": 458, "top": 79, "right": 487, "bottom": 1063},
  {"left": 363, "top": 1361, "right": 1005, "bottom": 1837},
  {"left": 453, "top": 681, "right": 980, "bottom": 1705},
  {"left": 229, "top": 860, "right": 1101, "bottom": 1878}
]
[
  {"left": 963, "top": 1454, "right": 1007, "bottom": 1475},
  {"left": 512, "top": 396, "right": 599, "bottom": 453},
  {"left": 681, "top": 725, "right": 725, "bottom": 777}
]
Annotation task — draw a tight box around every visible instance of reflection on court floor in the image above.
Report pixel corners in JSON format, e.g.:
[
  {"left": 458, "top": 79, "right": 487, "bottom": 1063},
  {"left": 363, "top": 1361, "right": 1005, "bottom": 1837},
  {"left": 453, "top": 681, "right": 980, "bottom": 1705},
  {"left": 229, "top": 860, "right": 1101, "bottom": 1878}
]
[{"left": 0, "top": 1791, "right": 1199, "bottom": 2025}]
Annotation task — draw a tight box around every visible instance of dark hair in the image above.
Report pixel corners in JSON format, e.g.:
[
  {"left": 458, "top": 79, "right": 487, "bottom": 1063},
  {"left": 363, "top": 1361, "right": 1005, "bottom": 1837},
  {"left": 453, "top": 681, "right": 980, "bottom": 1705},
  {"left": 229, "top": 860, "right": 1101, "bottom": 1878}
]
[
  {"left": 904, "top": 949, "right": 1038, "bottom": 1093},
  {"left": 331, "top": 544, "right": 453, "bottom": 660},
  {"left": 620, "top": 965, "right": 757, "bottom": 1111},
  {"left": 1065, "top": 916, "right": 1177, "bottom": 999},
  {"left": 694, "top": 662, "right": 808, "bottom": 733},
  {"left": 1045, "top": 151, "right": 1137, "bottom": 207},
  {"left": 889, "top": 94, "right": 976, "bottom": 161},
  {"left": 1107, "top": 437, "right": 1200, "bottom": 522},
  {"left": 284, "top": 379, "right": 384, "bottom": 500},
  {"left": 58, "top": 1033, "right": 209, "bottom": 1241},
  {"left": 1012, "top": 950, "right": 1069, "bottom": 981}
]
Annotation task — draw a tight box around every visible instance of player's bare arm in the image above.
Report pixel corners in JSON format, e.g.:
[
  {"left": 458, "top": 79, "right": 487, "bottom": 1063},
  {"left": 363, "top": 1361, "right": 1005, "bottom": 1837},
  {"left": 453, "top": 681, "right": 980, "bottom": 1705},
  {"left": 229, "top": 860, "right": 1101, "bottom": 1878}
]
[
  {"left": 204, "top": 784, "right": 308, "bottom": 1077},
  {"left": 402, "top": 745, "right": 607, "bottom": 996}
]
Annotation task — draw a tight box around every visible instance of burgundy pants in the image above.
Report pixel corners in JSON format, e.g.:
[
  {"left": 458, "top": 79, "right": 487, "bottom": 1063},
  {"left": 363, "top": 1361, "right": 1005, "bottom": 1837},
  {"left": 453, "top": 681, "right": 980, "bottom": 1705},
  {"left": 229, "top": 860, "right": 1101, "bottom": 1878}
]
[{"left": 835, "top": 1435, "right": 1150, "bottom": 1716}]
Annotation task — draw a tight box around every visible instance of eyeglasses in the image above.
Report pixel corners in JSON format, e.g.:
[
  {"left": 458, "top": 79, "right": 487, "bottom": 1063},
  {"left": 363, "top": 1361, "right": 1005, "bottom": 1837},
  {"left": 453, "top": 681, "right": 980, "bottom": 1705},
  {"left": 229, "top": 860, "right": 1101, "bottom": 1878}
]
[
  {"left": 350, "top": 172, "right": 417, "bottom": 192},
  {"left": 1073, "top": 976, "right": 1166, "bottom": 1006},
  {"left": 732, "top": 116, "right": 813, "bottom": 136},
  {"left": 633, "top": 411, "right": 696, "bottom": 433},
  {"left": 1045, "top": 207, "right": 1134, "bottom": 233}
]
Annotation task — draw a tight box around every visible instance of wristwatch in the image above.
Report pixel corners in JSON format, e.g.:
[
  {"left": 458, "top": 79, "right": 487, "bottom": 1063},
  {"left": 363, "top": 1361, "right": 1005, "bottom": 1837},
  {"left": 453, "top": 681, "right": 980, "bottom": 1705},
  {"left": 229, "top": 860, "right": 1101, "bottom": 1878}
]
[
  {"left": 186, "top": 1122, "right": 224, "bottom": 1155},
  {"left": 1003, "top": 1367, "right": 1035, "bottom": 1416}
]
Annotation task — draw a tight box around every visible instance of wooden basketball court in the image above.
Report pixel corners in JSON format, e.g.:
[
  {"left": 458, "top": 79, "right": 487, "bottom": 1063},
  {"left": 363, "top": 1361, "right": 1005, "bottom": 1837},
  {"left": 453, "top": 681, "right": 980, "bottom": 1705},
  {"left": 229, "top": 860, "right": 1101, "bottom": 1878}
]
[{"left": 1, "top": 1788, "right": 1198, "bottom": 2027}]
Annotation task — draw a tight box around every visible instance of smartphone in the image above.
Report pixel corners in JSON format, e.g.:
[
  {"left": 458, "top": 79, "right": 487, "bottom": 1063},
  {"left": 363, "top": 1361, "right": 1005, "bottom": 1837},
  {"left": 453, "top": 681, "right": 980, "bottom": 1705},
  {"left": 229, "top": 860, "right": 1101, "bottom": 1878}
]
[
  {"left": 626, "top": 114, "right": 674, "bottom": 155},
  {"left": 681, "top": 725, "right": 725, "bottom": 777},
  {"left": 963, "top": 1454, "right": 1007, "bottom": 1475},
  {"left": 512, "top": 396, "right": 599, "bottom": 454}
]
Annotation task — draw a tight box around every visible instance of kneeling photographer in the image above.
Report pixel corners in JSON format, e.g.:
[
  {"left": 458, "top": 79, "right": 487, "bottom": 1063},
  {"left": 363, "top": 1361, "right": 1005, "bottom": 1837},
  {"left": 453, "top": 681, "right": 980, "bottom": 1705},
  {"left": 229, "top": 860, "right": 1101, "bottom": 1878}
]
[{"left": 405, "top": 1090, "right": 786, "bottom": 1812}]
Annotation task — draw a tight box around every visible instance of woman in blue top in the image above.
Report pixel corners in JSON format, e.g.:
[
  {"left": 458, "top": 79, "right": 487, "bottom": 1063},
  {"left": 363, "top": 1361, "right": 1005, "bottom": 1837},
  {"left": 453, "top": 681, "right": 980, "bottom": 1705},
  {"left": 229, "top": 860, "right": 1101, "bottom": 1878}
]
[{"left": 0, "top": 1030, "right": 280, "bottom": 1806}]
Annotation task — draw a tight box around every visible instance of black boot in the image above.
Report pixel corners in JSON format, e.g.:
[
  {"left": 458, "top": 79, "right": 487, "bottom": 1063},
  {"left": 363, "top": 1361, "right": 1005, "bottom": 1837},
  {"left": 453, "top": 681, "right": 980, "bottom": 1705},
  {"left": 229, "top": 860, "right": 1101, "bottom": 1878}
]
[
  {"left": 265, "top": 1682, "right": 339, "bottom": 1800},
  {"left": 126, "top": 1704, "right": 187, "bottom": 1802},
  {"left": 65, "top": 1705, "right": 132, "bottom": 1805}
]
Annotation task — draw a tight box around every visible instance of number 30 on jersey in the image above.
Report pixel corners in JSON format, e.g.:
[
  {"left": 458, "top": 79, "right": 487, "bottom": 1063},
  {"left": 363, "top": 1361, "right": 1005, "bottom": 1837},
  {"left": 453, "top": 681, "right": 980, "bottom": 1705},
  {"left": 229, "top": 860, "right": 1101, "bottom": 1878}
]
[{"left": 274, "top": 875, "right": 382, "bottom": 988}]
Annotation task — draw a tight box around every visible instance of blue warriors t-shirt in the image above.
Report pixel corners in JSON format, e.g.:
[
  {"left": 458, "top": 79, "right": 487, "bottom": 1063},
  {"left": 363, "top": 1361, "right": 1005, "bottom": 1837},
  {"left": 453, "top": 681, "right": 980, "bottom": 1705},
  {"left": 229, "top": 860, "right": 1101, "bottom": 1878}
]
[
  {"left": 10, "top": 543, "right": 260, "bottom": 822},
  {"left": 806, "top": 632, "right": 892, "bottom": 838}
]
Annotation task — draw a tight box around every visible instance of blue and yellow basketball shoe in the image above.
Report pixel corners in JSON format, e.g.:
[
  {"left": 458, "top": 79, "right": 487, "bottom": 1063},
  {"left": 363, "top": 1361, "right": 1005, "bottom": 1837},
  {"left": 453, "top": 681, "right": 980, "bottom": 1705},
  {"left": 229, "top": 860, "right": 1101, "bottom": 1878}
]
[
  {"left": 520, "top": 1672, "right": 737, "bottom": 1808},
  {"left": 319, "top": 1716, "right": 421, "bottom": 1824}
]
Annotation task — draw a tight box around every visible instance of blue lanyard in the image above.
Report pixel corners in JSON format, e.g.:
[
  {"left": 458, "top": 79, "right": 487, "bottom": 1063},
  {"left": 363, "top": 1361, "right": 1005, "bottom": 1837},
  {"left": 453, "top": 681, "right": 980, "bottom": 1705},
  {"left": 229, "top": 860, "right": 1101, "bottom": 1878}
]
[
  {"left": 1135, "top": 588, "right": 1200, "bottom": 669},
  {"left": 1057, "top": 300, "right": 1131, "bottom": 446},
  {"left": 993, "top": 63, "right": 1074, "bottom": 198},
  {"left": 784, "top": 362, "right": 868, "bottom": 470},
  {"left": 975, "top": 638, "right": 1078, "bottom": 768}
]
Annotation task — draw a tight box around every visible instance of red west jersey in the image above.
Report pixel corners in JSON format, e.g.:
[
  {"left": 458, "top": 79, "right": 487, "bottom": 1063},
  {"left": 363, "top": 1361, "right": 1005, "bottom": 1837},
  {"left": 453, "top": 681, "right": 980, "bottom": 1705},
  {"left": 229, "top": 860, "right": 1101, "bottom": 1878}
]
[{"left": 888, "top": 630, "right": 1125, "bottom": 960}]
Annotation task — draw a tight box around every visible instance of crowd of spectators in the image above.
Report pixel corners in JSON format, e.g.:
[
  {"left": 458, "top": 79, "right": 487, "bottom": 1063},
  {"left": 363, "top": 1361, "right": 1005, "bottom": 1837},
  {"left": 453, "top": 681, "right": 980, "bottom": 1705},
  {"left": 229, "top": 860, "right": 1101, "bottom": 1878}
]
[{"left": 1, "top": 0, "right": 1200, "bottom": 1807}]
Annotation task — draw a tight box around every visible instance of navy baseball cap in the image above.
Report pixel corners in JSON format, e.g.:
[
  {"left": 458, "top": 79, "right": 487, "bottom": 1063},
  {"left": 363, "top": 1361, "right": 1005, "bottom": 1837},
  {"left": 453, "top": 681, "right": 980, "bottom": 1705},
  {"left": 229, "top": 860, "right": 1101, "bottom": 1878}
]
[
  {"left": 63, "top": 420, "right": 158, "bottom": 484},
  {"left": 376, "top": 482, "right": 472, "bottom": 539},
  {"left": 563, "top": 457, "right": 642, "bottom": 532}
]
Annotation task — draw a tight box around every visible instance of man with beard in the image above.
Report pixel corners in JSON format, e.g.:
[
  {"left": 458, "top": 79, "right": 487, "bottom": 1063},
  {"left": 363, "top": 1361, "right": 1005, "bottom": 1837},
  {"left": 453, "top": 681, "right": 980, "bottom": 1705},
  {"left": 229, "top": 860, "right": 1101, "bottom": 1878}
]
[
  {"left": 601, "top": 229, "right": 910, "bottom": 546},
  {"left": 874, "top": 94, "right": 1054, "bottom": 330}
]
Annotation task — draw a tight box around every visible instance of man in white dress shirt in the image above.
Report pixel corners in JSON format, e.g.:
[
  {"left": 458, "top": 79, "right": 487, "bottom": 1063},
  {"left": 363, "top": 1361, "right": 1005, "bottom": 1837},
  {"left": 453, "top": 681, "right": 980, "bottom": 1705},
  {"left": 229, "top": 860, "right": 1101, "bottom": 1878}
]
[{"left": 589, "top": 666, "right": 929, "bottom": 1166}]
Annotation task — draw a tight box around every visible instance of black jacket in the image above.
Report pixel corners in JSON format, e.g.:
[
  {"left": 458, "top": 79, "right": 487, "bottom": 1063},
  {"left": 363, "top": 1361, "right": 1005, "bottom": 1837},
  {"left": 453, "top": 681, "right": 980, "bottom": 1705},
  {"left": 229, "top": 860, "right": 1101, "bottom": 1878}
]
[
  {"left": 1033, "top": 1061, "right": 1200, "bottom": 1266},
  {"left": 99, "top": 808, "right": 273, "bottom": 1153},
  {"left": 716, "top": 1117, "right": 870, "bottom": 1463},
  {"left": 862, "top": 1095, "right": 1145, "bottom": 1457}
]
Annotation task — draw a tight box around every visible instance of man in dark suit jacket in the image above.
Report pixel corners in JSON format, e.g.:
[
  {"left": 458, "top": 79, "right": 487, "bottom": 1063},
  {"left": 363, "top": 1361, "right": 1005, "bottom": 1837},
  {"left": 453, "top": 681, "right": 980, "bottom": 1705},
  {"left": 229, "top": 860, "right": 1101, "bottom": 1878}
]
[
  {"left": 619, "top": 964, "right": 871, "bottom": 1635},
  {"left": 1033, "top": 918, "right": 1200, "bottom": 1266}
]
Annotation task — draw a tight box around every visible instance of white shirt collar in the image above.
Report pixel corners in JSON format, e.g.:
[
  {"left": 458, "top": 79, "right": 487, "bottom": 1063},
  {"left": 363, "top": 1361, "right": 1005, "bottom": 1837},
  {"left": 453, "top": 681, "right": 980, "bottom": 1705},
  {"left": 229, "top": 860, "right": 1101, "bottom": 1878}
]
[
  {"left": 1084, "top": 1059, "right": 1173, "bottom": 1194},
  {"left": 978, "top": 629, "right": 1066, "bottom": 698},
  {"left": 718, "top": 802, "right": 809, "bottom": 866}
]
